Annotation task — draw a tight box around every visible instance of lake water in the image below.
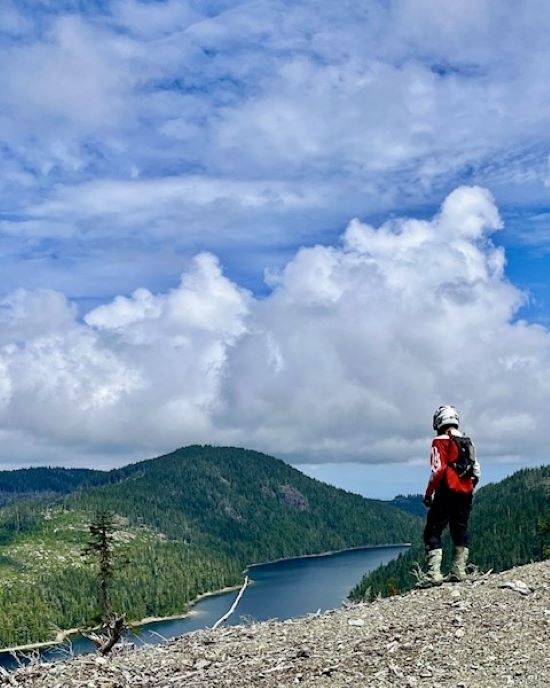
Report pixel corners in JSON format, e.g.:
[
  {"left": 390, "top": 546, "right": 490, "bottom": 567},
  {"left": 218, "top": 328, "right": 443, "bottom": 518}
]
[{"left": 0, "top": 544, "right": 408, "bottom": 670}]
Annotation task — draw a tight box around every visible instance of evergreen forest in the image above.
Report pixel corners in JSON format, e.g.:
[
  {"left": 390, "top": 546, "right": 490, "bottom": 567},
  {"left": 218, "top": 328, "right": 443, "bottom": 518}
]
[{"left": 0, "top": 445, "right": 420, "bottom": 648}]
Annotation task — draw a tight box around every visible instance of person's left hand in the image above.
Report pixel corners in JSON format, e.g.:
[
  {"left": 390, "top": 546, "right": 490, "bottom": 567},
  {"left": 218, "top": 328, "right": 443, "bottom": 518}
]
[{"left": 423, "top": 494, "right": 433, "bottom": 508}]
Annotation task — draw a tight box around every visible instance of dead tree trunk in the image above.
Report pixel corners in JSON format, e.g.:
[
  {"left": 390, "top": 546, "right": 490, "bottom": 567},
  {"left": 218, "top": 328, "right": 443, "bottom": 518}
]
[{"left": 83, "top": 615, "right": 126, "bottom": 656}]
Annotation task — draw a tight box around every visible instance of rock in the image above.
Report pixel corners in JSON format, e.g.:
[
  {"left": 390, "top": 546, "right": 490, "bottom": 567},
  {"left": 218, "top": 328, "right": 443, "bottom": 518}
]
[
  {"left": 7, "top": 560, "right": 550, "bottom": 687},
  {"left": 498, "top": 580, "right": 533, "bottom": 595},
  {"left": 276, "top": 485, "right": 309, "bottom": 511},
  {"left": 386, "top": 640, "right": 399, "bottom": 653}
]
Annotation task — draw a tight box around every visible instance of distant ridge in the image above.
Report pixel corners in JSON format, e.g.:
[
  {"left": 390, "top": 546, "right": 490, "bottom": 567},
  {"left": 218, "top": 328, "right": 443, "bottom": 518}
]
[
  {"left": 0, "top": 467, "right": 108, "bottom": 506},
  {"left": 386, "top": 494, "right": 425, "bottom": 518}
]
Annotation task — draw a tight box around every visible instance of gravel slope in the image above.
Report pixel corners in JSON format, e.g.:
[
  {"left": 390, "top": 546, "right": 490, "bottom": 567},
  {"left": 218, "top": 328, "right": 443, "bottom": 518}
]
[{"left": 8, "top": 560, "right": 549, "bottom": 687}]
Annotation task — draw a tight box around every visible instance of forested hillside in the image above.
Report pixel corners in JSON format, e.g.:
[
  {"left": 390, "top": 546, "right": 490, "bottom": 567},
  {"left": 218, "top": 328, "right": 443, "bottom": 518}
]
[
  {"left": 349, "top": 465, "right": 550, "bottom": 601},
  {"left": 0, "top": 504, "right": 241, "bottom": 648},
  {"left": 0, "top": 446, "right": 421, "bottom": 648},
  {"left": 0, "top": 467, "right": 107, "bottom": 506},
  {"left": 68, "top": 446, "right": 420, "bottom": 562}
]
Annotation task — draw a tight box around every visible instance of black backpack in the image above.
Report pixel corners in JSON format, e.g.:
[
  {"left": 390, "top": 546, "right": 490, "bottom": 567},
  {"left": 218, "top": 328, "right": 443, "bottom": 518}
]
[{"left": 448, "top": 433, "right": 476, "bottom": 479}]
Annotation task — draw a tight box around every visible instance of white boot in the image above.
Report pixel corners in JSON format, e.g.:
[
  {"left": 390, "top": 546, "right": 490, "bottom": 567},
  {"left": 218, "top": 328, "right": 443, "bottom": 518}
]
[
  {"left": 419, "top": 548, "right": 444, "bottom": 587},
  {"left": 449, "top": 546, "right": 469, "bottom": 582}
]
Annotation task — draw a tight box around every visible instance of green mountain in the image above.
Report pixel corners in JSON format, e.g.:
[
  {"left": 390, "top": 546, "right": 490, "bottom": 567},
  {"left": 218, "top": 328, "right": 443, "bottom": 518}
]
[
  {"left": 349, "top": 465, "right": 550, "bottom": 601},
  {"left": 0, "top": 446, "right": 421, "bottom": 648},
  {"left": 0, "top": 467, "right": 107, "bottom": 506},
  {"left": 68, "top": 445, "right": 420, "bottom": 561}
]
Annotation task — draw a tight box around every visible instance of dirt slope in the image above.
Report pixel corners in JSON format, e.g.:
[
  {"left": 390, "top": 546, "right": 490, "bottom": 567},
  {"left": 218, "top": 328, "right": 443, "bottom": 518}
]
[{"left": 9, "top": 560, "right": 549, "bottom": 687}]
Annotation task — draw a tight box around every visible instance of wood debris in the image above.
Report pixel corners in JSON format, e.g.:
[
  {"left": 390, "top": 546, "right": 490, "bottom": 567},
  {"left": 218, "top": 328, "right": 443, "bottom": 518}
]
[{"left": 6, "top": 560, "right": 549, "bottom": 687}]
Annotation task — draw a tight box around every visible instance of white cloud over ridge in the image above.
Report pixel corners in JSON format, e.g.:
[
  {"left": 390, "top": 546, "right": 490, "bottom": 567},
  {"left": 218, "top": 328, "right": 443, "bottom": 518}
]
[{"left": 1, "top": 186, "right": 549, "bottom": 469}]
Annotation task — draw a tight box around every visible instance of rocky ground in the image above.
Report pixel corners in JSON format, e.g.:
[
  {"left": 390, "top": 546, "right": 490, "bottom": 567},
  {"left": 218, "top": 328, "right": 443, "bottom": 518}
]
[{"left": 5, "top": 560, "right": 549, "bottom": 687}]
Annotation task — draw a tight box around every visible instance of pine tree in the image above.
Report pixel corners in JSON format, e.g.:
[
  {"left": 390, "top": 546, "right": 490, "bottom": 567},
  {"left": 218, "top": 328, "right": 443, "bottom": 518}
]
[
  {"left": 82, "top": 509, "right": 127, "bottom": 654},
  {"left": 82, "top": 509, "right": 116, "bottom": 620}
]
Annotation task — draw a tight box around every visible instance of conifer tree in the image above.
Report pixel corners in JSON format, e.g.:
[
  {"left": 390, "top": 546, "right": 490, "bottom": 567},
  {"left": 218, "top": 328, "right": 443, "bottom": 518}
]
[
  {"left": 82, "top": 509, "right": 128, "bottom": 654},
  {"left": 82, "top": 509, "right": 116, "bottom": 620}
]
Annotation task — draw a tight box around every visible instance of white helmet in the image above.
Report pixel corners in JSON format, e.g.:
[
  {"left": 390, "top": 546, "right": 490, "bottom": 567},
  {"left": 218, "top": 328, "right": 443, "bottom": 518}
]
[{"left": 433, "top": 405, "right": 460, "bottom": 432}]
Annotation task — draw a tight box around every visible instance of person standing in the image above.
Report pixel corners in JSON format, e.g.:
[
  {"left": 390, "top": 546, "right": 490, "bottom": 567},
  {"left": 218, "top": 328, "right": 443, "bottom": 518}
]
[{"left": 422, "top": 405, "right": 480, "bottom": 586}]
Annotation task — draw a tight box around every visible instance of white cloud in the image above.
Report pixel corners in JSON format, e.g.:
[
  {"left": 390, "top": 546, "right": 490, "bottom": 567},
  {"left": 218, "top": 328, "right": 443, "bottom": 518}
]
[
  {"left": 2, "top": 0, "right": 550, "bottom": 306},
  {"left": 29, "top": 176, "right": 324, "bottom": 233},
  {"left": 85, "top": 252, "right": 249, "bottom": 338},
  {"left": 1, "top": 187, "right": 550, "bottom": 469},
  {"left": 0, "top": 253, "right": 249, "bottom": 463},
  {"left": 110, "top": 0, "right": 202, "bottom": 39},
  {"left": 1, "top": 2, "right": 550, "bottom": 473},
  {"left": 0, "top": 16, "right": 138, "bottom": 133},
  {"left": 0, "top": 2, "right": 30, "bottom": 37},
  {"left": 3, "top": 2, "right": 550, "bottom": 229}
]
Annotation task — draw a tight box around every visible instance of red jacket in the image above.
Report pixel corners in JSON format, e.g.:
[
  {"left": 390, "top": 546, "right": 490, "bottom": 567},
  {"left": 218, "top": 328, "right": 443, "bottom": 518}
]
[{"left": 425, "top": 430, "right": 479, "bottom": 498}]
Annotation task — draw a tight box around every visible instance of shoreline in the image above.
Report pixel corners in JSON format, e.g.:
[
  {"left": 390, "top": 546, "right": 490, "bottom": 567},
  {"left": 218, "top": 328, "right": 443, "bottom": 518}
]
[
  {"left": 0, "top": 583, "right": 248, "bottom": 655},
  {"left": 0, "top": 583, "right": 246, "bottom": 657},
  {"left": 135, "top": 582, "right": 245, "bottom": 626},
  {"left": 0, "top": 542, "right": 410, "bottom": 657},
  {"left": 245, "top": 542, "right": 411, "bottom": 571}
]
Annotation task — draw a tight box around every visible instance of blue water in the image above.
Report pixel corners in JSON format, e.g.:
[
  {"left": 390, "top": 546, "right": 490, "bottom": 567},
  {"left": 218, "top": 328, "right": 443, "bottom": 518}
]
[{"left": 0, "top": 544, "right": 407, "bottom": 670}]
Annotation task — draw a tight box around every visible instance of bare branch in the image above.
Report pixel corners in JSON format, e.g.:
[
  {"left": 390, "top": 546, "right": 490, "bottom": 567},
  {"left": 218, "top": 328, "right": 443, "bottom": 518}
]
[
  {"left": 146, "top": 630, "right": 170, "bottom": 643},
  {"left": 83, "top": 615, "right": 126, "bottom": 655},
  {"left": 212, "top": 576, "right": 249, "bottom": 630}
]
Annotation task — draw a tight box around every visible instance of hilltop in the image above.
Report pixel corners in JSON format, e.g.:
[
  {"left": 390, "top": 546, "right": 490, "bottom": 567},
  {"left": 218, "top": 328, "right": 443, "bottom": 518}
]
[{"left": 11, "top": 560, "right": 549, "bottom": 687}]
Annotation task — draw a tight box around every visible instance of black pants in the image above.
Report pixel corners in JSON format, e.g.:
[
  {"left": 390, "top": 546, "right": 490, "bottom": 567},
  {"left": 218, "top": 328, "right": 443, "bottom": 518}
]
[{"left": 423, "top": 482, "right": 473, "bottom": 551}]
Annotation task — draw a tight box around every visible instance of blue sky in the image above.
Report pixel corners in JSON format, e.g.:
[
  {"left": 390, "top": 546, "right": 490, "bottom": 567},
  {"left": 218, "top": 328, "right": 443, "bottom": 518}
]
[{"left": 1, "top": 0, "right": 550, "bottom": 498}]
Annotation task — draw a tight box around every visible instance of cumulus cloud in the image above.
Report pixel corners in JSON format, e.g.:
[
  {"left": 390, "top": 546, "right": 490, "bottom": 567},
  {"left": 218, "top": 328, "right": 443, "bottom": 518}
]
[
  {"left": 1, "top": 187, "right": 550, "bottom": 468},
  {"left": 0, "top": 254, "right": 249, "bottom": 461}
]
